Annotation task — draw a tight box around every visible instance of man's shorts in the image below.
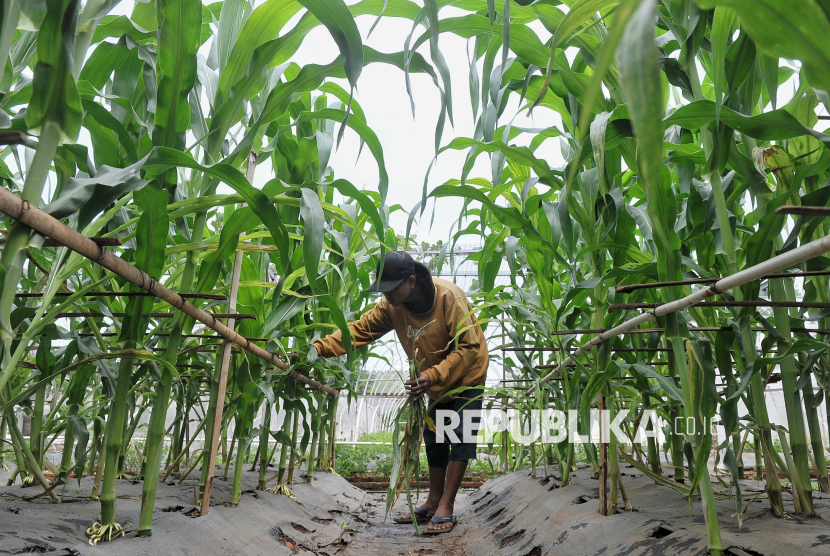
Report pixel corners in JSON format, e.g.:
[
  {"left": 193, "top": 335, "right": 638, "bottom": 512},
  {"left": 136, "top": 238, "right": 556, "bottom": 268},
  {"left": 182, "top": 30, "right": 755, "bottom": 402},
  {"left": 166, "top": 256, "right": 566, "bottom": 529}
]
[{"left": 422, "top": 388, "right": 484, "bottom": 468}]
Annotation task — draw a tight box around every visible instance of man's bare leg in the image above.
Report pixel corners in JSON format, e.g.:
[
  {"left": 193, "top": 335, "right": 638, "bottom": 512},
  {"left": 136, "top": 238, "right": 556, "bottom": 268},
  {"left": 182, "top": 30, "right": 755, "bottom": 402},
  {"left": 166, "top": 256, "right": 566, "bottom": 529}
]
[
  {"left": 427, "top": 459, "right": 467, "bottom": 532},
  {"left": 396, "top": 465, "right": 446, "bottom": 520}
]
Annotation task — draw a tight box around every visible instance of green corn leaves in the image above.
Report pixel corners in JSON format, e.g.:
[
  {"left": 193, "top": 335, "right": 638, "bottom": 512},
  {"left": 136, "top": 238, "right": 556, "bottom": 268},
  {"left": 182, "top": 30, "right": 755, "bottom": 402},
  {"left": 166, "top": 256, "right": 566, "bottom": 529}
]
[
  {"left": 25, "top": 0, "right": 82, "bottom": 144},
  {"left": 213, "top": 0, "right": 251, "bottom": 75},
  {"left": 618, "top": 0, "right": 684, "bottom": 294},
  {"left": 144, "top": 147, "right": 291, "bottom": 272},
  {"left": 0, "top": 0, "right": 412, "bottom": 538},
  {"left": 666, "top": 101, "right": 830, "bottom": 145},
  {"left": 711, "top": 6, "right": 736, "bottom": 120},
  {"left": 153, "top": 0, "right": 201, "bottom": 150},
  {"left": 299, "top": 188, "right": 324, "bottom": 292},
  {"left": 3, "top": 0, "right": 830, "bottom": 548},
  {"left": 295, "top": 108, "right": 389, "bottom": 201},
  {"left": 298, "top": 0, "right": 363, "bottom": 147},
  {"left": 439, "top": 137, "right": 564, "bottom": 187},
  {"left": 214, "top": 0, "right": 301, "bottom": 109},
  {"left": 119, "top": 183, "right": 169, "bottom": 343},
  {"left": 696, "top": 0, "right": 830, "bottom": 93},
  {"left": 625, "top": 362, "right": 684, "bottom": 403},
  {"left": 298, "top": 0, "right": 362, "bottom": 92},
  {"left": 618, "top": 0, "right": 664, "bottom": 214},
  {"left": 552, "top": 0, "right": 621, "bottom": 51},
  {"left": 686, "top": 340, "right": 718, "bottom": 504}
]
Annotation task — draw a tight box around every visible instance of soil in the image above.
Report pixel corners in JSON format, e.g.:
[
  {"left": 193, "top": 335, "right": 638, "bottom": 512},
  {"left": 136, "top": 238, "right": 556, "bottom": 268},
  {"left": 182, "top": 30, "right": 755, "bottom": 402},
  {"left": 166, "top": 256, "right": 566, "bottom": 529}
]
[{"left": 1, "top": 465, "right": 829, "bottom": 555}]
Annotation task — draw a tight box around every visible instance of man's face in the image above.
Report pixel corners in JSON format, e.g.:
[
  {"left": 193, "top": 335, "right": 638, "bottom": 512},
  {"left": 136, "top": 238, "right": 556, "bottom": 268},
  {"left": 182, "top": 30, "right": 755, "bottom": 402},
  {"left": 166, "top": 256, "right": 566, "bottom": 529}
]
[{"left": 383, "top": 276, "right": 416, "bottom": 307}]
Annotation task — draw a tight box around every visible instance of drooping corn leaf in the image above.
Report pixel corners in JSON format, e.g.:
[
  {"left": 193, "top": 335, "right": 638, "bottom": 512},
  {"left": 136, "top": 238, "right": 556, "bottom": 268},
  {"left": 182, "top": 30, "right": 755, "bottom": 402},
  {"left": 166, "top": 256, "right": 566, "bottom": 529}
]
[{"left": 26, "top": 0, "right": 82, "bottom": 144}]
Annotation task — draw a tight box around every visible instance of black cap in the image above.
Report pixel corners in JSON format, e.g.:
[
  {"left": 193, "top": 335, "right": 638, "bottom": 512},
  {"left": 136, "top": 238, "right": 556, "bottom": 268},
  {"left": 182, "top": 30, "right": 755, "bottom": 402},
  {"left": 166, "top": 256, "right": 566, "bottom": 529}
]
[{"left": 368, "top": 251, "right": 415, "bottom": 292}]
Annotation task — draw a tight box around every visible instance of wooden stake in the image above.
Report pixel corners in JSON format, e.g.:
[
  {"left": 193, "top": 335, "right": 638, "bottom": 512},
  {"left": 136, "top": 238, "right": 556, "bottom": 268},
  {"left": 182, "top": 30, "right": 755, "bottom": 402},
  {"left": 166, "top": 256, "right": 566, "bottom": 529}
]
[
  {"left": 599, "top": 393, "right": 607, "bottom": 516},
  {"left": 200, "top": 245, "right": 244, "bottom": 515},
  {"left": 203, "top": 151, "right": 255, "bottom": 515},
  {"left": 501, "top": 324, "right": 509, "bottom": 475}
]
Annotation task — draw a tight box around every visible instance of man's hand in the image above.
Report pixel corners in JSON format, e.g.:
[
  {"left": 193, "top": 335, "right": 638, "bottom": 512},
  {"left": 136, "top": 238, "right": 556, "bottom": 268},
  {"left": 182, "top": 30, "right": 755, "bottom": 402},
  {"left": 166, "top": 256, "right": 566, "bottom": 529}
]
[{"left": 405, "top": 371, "right": 431, "bottom": 398}]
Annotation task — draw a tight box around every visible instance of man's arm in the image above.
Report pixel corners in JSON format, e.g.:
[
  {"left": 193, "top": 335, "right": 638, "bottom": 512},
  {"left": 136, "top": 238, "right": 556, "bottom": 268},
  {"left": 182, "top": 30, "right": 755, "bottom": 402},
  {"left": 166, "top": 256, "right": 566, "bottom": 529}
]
[
  {"left": 313, "top": 301, "right": 394, "bottom": 357},
  {"left": 423, "top": 296, "right": 481, "bottom": 389}
]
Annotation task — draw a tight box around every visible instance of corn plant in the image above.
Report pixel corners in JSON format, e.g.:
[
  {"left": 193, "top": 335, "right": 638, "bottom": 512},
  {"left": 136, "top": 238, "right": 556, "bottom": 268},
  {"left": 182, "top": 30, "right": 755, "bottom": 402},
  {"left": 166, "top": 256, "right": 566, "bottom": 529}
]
[
  {"left": 384, "top": 333, "right": 433, "bottom": 533},
  {"left": 405, "top": 1, "right": 830, "bottom": 555},
  {"left": 0, "top": 0, "right": 460, "bottom": 544},
  {"left": 2, "top": 2, "right": 830, "bottom": 555}
]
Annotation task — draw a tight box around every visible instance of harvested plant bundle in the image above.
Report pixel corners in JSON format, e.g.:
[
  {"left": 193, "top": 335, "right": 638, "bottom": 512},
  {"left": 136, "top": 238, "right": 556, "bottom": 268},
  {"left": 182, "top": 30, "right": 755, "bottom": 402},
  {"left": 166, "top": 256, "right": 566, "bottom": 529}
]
[
  {"left": 385, "top": 357, "right": 427, "bottom": 533},
  {"left": 385, "top": 322, "right": 435, "bottom": 533}
]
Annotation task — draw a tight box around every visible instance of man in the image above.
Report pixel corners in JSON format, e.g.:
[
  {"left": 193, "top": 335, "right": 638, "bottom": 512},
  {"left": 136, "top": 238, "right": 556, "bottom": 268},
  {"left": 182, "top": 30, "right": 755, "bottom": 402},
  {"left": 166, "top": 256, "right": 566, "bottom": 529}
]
[{"left": 311, "top": 251, "right": 489, "bottom": 534}]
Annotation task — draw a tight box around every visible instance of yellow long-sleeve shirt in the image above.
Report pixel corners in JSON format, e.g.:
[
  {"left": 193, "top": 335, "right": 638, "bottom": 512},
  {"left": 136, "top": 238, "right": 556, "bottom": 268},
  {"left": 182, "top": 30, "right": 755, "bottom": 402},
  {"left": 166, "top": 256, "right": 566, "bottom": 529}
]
[{"left": 313, "top": 278, "right": 488, "bottom": 400}]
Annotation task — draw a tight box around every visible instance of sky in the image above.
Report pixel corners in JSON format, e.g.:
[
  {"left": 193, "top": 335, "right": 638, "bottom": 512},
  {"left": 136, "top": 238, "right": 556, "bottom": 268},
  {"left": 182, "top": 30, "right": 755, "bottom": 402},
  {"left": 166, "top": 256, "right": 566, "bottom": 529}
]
[
  {"left": 107, "top": 1, "right": 565, "bottom": 246},
  {"left": 286, "top": 6, "right": 564, "bottom": 245}
]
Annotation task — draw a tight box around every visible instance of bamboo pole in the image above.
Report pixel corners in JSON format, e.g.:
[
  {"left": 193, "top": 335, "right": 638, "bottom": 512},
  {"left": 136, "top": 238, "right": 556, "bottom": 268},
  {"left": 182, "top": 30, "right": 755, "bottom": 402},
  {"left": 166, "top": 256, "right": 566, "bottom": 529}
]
[
  {"left": 0, "top": 131, "right": 28, "bottom": 145},
  {"left": 503, "top": 347, "right": 671, "bottom": 352},
  {"left": 15, "top": 292, "right": 228, "bottom": 299},
  {"left": 0, "top": 232, "right": 121, "bottom": 247},
  {"left": 534, "top": 363, "right": 669, "bottom": 369},
  {"left": 609, "top": 301, "right": 830, "bottom": 311},
  {"left": 60, "top": 333, "right": 272, "bottom": 340},
  {"left": 0, "top": 187, "right": 338, "bottom": 396},
  {"left": 546, "top": 326, "right": 830, "bottom": 336},
  {"left": 52, "top": 312, "right": 255, "bottom": 319},
  {"left": 775, "top": 206, "right": 830, "bottom": 217},
  {"left": 504, "top": 346, "right": 784, "bottom": 353},
  {"left": 200, "top": 243, "right": 244, "bottom": 515},
  {"left": 528, "top": 232, "right": 830, "bottom": 395},
  {"left": 615, "top": 270, "right": 830, "bottom": 293}
]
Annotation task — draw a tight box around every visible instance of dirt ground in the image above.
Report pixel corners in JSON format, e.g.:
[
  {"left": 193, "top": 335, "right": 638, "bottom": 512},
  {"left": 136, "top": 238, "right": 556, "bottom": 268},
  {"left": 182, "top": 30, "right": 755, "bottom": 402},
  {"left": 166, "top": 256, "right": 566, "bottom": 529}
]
[{"left": 1, "top": 464, "right": 829, "bottom": 555}]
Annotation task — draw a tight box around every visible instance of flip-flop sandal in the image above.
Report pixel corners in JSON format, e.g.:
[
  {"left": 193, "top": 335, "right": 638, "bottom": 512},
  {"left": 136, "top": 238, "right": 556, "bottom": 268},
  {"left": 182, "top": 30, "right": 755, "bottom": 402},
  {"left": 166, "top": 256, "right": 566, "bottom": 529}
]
[
  {"left": 392, "top": 507, "right": 434, "bottom": 524},
  {"left": 422, "top": 515, "right": 457, "bottom": 535}
]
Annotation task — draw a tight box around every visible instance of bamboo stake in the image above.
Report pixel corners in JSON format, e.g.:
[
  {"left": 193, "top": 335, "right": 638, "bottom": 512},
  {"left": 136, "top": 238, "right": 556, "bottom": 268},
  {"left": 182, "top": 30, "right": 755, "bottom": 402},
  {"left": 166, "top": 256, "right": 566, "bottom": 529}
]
[
  {"left": 0, "top": 187, "right": 337, "bottom": 395},
  {"left": 528, "top": 232, "right": 830, "bottom": 395},
  {"left": 200, "top": 237, "right": 245, "bottom": 515},
  {"left": 598, "top": 394, "right": 607, "bottom": 516}
]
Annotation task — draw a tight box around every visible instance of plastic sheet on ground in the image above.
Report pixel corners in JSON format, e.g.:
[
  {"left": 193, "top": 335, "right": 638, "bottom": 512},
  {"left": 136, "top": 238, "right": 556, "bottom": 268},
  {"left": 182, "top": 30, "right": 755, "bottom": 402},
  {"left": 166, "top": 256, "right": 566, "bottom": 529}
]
[{"left": 1, "top": 465, "right": 829, "bottom": 555}]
